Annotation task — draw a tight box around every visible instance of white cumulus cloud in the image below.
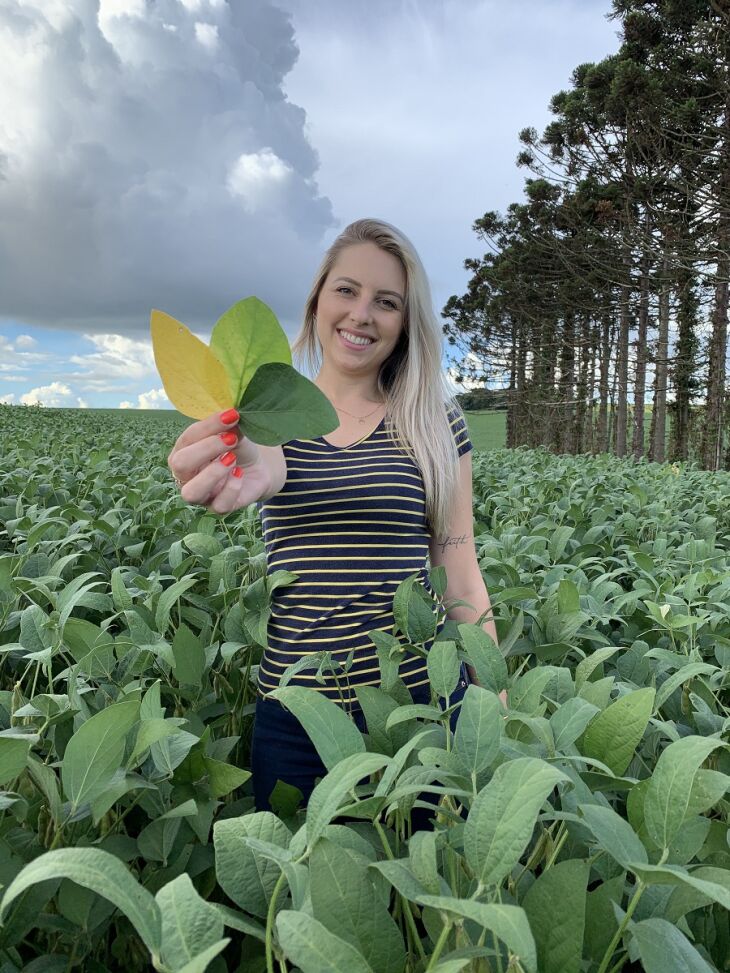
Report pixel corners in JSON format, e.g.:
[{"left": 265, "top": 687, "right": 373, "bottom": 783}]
[
  {"left": 119, "top": 387, "right": 170, "bottom": 409},
  {"left": 0, "top": 0, "right": 333, "bottom": 334},
  {"left": 0, "top": 393, "right": 16, "bottom": 404},
  {"left": 69, "top": 333, "right": 157, "bottom": 388},
  {"left": 227, "top": 149, "right": 293, "bottom": 212},
  {"left": 194, "top": 21, "right": 219, "bottom": 50},
  {"left": 20, "top": 382, "right": 74, "bottom": 406},
  {"left": 15, "top": 334, "right": 37, "bottom": 348}
]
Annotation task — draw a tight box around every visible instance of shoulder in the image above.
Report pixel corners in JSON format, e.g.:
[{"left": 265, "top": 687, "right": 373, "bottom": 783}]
[{"left": 444, "top": 402, "right": 473, "bottom": 458}]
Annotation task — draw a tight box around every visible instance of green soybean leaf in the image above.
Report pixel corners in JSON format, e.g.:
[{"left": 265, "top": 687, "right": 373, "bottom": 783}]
[
  {"left": 557, "top": 578, "right": 580, "bottom": 613},
  {"left": 581, "top": 687, "right": 654, "bottom": 775},
  {"left": 522, "top": 858, "right": 590, "bottom": 973},
  {"left": 310, "top": 839, "right": 405, "bottom": 973},
  {"left": 578, "top": 803, "right": 647, "bottom": 869},
  {"left": 574, "top": 647, "right": 620, "bottom": 693},
  {"left": 685, "top": 769, "right": 729, "bottom": 818},
  {"left": 269, "top": 686, "right": 366, "bottom": 771},
  {"left": 458, "top": 623, "right": 508, "bottom": 693},
  {"left": 643, "top": 736, "right": 726, "bottom": 849},
  {"left": 464, "top": 757, "right": 569, "bottom": 886},
  {"left": 409, "top": 830, "right": 441, "bottom": 896},
  {"left": 664, "top": 867, "right": 730, "bottom": 922},
  {"left": 628, "top": 863, "right": 730, "bottom": 911},
  {"left": 370, "top": 858, "right": 436, "bottom": 901},
  {"left": 171, "top": 623, "right": 206, "bottom": 686},
  {"left": 416, "top": 897, "right": 537, "bottom": 973},
  {"left": 209, "top": 296, "right": 292, "bottom": 405},
  {"left": 394, "top": 575, "right": 438, "bottom": 644},
  {"left": 654, "top": 663, "right": 717, "bottom": 711},
  {"left": 277, "top": 911, "right": 375, "bottom": 973},
  {"left": 128, "top": 718, "right": 185, "bottom": 767},
  {"left": 175, "top": 940, "right": 230, "bottom": 973},
  {"left": 307, "top": 753, "right": 390, "bottom": 847},
  {"left": 631, "top": 918, "right": 715, "bottom": 973},
  {"left": 454, "top": 685, "right": 502, "bottom": 775},
  {"left": 354, "top": 685, "right": 401, "bottom": 755},
  {"left": 202, "top": 757, "right": 251, "bottom": 799},
  {"left": 156, "top": 873, "right": 225, "bottom": 971},
  {"left": 239, "top": 362, "right": 339, "bottom": 446},
  {"left": 0, "top": 848, "right": 161, "bottom": 957},
  {"left": 550, "top": 697, "right": 599, "bottom": 751},
  {"left": 26, "top": 755, "right": 62, "bottom": 823},
  {"left": 508, "top": 667, "right": 554, "bottom": 714},
  {"left": 427, "top": 641, "right": 460, "bottom": 698},
  {"left": 213, "top": 812, "right": 292, "bottom": 919},
  {"left": 212, "top": 903, "right": 266, "bottom": 942},
  {"left": 110, "top": 566, "right": 133, "bottom": 612},
  {"left": 155, "top": 576, "right": 198, "bottom": 634},
  {"left": 0, "top": 730, "right": 38, "bottom": 786},
  {"left": 385, "top": 703, "right": 446, "bottom": 730},
  {"left": 62, "top": 700, "right": 140, "bottom": 813}
]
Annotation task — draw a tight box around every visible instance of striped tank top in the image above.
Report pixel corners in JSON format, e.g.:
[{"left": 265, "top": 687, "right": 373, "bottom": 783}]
[{"left": 256, "top": 406, "right": 473, "bottom": 708}]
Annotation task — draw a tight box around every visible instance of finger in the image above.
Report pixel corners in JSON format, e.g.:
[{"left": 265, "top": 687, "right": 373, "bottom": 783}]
[
  {"left": 170, "top": 429, "right": 240, "bottom": 481},
  {"left": 180, "top": 450, "right": 237, "bottom": 505},
  {"left": 208, "top": 465, "right": 248, "bottom": 514},
  {"left": 173, "top": 408, "right": 240, "bottom": 452}
]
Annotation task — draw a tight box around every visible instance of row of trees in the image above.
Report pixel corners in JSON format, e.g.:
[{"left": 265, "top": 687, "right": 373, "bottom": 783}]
[{"left": 444, "top": 0, "right": 730, "bottom": 468}]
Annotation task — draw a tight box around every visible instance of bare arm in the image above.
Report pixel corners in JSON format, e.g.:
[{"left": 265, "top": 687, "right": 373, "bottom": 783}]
[{"left": 167, "top": 408, "right": 287, "bottom": 513}]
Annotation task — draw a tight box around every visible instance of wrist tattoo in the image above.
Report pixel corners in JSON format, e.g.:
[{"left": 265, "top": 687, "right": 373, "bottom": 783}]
[{"left": 436, "top": 533, "right": 471, "bottom": 554}]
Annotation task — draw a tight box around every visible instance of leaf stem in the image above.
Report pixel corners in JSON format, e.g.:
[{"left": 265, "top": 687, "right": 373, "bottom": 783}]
[
  {"left": 596, "top": 880, "right": 645, "bottom": 973},
  {"left": 426, "top": 919, "right": 453, "bottom": 970},
  {"left": 373, "top": 818, "right": 427, "bottom": 964},
  {"left": 265, "top": 869, "right": 288, "bottom": 973}
]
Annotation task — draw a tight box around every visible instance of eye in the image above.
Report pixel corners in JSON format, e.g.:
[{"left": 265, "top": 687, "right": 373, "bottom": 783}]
[
  {"left": 381, "top": 298, "right": 399, "bottom": 310},
  {"left": 336, "top": 285, "right": 354, "bottom": 296}
]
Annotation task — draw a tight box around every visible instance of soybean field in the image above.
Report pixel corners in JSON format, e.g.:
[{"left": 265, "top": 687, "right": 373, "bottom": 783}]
[{"left": 0, "top": 404, "right": 728, "bottom": 973}]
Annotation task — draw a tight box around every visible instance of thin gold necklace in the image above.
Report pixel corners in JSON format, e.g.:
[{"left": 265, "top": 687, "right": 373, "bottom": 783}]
[{"left": 333, "top": 401, "right": 385, "bottom": 424}]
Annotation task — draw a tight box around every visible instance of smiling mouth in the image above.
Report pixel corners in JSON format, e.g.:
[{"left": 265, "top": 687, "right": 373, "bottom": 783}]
[{"left": 337, "top": 328, "right": 375, "bottom": 347}]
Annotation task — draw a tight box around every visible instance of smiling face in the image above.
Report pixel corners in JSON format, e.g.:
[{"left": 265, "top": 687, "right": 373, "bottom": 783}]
[{"left": 314, "top": 242, "right": 406, "bottom": 382}]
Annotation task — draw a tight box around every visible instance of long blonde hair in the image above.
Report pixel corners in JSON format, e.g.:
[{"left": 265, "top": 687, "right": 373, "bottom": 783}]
[{"left": 291, "top": 218, "right": 463, "bottom": 539}]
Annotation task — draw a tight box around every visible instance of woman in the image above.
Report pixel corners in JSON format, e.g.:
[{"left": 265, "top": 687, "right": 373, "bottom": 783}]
[{"left": 167, "top": 219, "right": 499, "bottom": 818}]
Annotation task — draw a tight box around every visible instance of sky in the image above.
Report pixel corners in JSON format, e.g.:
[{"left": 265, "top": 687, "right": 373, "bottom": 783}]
[{"left": 0, "top": 0, "right": 619, "bottom": 409}]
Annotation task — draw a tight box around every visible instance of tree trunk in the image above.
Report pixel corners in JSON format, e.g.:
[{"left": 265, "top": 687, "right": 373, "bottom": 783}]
[
  {"left": 559, "top": 313, "right": 576, "bottom": 453},
  {"left": 632, "top": 225, "right": 652, "bottom": 460},
  {"left": 616, "top": 242, "right": 632, "bottom": 458},
  {"left": 574, "top": 316, "right": 591, "bottom": 453},
  {"left": 597, "top": 310, "right": 612, "bottom": 453},
  {"left": 650, "top": 247, "right": 671, "bottom": 463}
]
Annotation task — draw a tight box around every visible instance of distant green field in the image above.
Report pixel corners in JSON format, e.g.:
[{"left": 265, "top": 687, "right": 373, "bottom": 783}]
[
  {"left": 462, "top": 410, "right": 506, "bottom": 451},
  {"left": 462, "top": 406, "right": 682, "bottom": 453}
]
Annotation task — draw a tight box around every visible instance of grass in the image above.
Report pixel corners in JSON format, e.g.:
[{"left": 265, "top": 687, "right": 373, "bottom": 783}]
[{"left": 462, "top": 410, "right": 507, "bottom": 451}]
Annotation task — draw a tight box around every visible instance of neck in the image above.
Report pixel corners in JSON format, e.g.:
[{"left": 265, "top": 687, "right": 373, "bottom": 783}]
[{"left": 314, "top": 362, "right": 384, "bottom": 405}]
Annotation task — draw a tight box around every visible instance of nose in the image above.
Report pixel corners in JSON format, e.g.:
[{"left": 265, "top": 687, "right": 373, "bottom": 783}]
[{"left": 349, "top": 296, "right": 373, "bottom": 326}]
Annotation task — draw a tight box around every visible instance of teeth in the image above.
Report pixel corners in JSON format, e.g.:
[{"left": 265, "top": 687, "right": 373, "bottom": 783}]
[{"left": 339, "top": 329, "right": 373, "bottom": 346}]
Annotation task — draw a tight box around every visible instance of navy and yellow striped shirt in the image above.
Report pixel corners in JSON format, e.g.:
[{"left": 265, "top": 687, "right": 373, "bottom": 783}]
[{"left": 256, "top": 407, "right": 473, "bottom": 707}]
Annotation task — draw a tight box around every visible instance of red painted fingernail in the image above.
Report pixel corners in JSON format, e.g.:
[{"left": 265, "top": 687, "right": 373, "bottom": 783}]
[
  {"left": 232, "top": 466, "right": 244, "bottom": 479},
  {"left": 220, "top": 431, "right": 238, "bottom": 446},
  {"left": 221, "top": 451, "right": 236, "bottom": 467},
  {"left": 220, "top": 408, "right": 239, "bottom": 424}
]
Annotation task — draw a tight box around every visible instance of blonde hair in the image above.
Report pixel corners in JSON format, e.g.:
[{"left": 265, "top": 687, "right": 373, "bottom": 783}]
[{"left": 291, "top": 218, "right": 463, "bottom": 539}]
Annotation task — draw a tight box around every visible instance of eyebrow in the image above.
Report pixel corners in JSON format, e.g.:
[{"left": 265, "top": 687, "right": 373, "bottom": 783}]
[{"left": 333, "top": 276, "right": 404, "bottom": 303}]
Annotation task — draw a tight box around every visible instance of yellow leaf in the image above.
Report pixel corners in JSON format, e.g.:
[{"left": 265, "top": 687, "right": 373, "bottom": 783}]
[{"left": 150, "top": 310, "right": 233, "bottom": 419}]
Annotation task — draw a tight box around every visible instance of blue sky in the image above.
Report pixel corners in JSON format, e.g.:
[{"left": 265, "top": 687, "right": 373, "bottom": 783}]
[{"left": 0, "top": 0, "right": 618, "bottom": 409}]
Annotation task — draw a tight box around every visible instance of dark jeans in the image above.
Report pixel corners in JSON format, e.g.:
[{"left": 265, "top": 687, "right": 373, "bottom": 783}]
[{"left": 251, "top": 664, "right": 471, "bottom": 831}]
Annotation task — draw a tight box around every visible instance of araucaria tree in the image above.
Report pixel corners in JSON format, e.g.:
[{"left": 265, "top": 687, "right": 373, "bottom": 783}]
[{"left": 444, "top": 0, "right": 730, "bottom": 469}]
